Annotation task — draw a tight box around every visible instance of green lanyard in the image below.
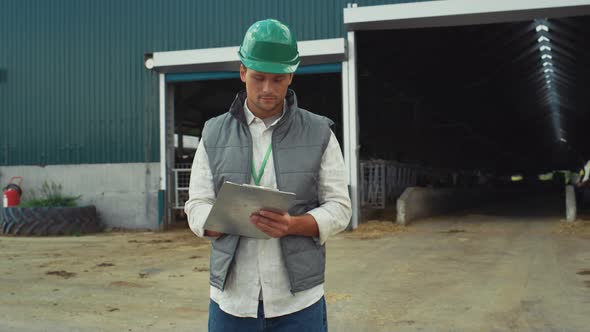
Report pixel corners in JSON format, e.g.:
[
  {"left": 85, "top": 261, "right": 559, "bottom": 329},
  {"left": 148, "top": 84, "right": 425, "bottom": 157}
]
[{"left": 252, "top": 143, "right": 273, "bottom": 186}]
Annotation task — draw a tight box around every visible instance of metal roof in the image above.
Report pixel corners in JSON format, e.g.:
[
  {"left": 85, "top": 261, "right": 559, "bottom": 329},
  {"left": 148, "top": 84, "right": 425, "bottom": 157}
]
[{"left": 0, "top": 0, "right": 426, "bottom": 166}]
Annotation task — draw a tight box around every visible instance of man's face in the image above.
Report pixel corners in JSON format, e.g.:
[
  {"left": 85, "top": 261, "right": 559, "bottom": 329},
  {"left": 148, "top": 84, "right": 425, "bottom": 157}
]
[{"left": 240, "top": 65, "right": 293, "bottom": 117}]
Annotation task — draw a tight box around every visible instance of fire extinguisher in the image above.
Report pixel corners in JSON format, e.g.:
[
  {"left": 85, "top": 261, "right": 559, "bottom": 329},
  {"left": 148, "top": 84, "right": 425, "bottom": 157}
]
[{"left": 3, "top": 176, "right": 23, "bottom": 208}]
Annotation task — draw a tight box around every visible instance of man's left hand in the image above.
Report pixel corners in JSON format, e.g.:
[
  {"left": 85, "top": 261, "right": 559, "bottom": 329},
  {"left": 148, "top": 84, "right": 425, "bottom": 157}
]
[{"left": 250, "top": 210, "right": 294, "bottom": 238}]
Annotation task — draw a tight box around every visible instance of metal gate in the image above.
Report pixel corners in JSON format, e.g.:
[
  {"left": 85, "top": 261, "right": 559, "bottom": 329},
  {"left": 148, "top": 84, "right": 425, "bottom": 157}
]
[
  {"left": 361, "top": 160, "right": 453, "bottom": 208},
  {"left": 172, "top": 163, "right": 191, "bottom": 209}
]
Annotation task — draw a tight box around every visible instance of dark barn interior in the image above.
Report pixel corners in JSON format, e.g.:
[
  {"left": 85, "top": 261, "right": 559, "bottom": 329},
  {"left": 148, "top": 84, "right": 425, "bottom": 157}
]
[
  {"left": 355, "top": 15, "right": 590, "bottom": 219},
  {"left": 357, "top": 16, "right": 590, "bottom": 176}
]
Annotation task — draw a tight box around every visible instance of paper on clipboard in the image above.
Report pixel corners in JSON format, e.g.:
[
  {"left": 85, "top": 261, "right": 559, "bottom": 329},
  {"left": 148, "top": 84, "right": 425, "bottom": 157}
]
[{"left": 204, "top": 181, "right": 296, "bottom": 239}]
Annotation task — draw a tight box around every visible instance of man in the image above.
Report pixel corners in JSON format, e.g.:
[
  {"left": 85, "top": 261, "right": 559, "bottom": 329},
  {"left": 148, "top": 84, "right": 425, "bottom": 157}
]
[{"left": 185, "top": 19, "right": 352, "bottom": 332}]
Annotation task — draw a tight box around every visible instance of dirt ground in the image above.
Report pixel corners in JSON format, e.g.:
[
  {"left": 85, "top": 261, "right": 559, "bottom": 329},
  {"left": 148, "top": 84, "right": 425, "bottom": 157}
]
[{"left": 2, "top": 196, "right": 590, "bottom": 332}]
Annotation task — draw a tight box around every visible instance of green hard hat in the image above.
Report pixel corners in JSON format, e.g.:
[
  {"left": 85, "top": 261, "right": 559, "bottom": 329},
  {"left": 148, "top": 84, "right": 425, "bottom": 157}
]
[{"left": 238, "top": 19, "right": 300, "bottom": 74}]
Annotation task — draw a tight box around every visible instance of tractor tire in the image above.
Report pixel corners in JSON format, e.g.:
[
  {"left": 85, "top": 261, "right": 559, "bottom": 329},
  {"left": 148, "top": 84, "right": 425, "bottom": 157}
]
[{"left": 0, "top": 206, "right": 102, "bottom": 236}]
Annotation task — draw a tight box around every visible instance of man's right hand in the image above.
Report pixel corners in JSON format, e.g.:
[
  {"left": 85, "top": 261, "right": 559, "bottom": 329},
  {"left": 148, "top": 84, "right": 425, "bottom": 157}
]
[{"left": 204, "top": 230, "right": 224, "bottom": 237}]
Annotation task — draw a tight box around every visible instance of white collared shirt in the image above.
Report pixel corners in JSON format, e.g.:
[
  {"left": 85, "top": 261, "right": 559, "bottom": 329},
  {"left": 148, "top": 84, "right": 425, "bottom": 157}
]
[{"left": 185, "top": 100, "right": 352, "bottom": 318}]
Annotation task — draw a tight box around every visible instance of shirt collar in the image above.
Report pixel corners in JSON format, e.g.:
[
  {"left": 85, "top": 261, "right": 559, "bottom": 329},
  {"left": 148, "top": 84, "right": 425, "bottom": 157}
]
[{"left": 244, "top": 99, "right": 286, "bottom": 128}]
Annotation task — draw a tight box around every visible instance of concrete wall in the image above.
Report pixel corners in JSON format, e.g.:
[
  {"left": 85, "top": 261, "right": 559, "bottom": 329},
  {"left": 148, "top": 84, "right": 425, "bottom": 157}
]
[
  {"left": 396, "top": 186, "right": 504, "bottom": 225},
  {"left": 0, "top": 163, "right": 160, "bottom": 230}
]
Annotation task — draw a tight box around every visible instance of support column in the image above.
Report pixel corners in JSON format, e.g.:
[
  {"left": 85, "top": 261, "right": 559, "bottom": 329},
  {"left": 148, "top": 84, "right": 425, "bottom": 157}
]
[
  {"left": 159, "top": 73, "right": 166, "bottom": 192},
  {"left": 343, "top": 29, "right": 360, "bottom": 230},
  {"left": 165, "top": 84, "right": 176, "bottom": 227},
  {"left": 158, "top": 73, "right": 166, "bottom": 229},
  {"left": 566, "top": 185, "right": 577, "bottom": 222}
]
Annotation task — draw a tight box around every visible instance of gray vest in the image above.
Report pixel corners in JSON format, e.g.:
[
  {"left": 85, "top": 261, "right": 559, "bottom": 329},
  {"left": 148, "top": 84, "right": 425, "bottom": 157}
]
[{"left": 202, "top": 90, "right": 333, "bottom": 293}]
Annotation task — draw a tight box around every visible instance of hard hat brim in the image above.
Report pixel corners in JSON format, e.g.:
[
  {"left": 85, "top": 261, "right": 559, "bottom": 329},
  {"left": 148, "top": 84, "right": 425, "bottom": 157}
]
[{"left": 239, "top": 55, "right": 299, "bottom": 74}]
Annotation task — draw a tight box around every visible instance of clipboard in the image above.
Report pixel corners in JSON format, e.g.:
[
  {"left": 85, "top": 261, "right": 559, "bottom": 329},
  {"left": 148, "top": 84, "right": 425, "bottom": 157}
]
[{"left": 204, "top": 181, "right": 296, "bottom": 239}]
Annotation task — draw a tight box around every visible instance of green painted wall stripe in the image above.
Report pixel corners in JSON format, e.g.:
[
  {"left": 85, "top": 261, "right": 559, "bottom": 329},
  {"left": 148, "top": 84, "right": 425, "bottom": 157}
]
[
  {"left": 296, "top": 63, "right": 342, "bottom": 75},
  {"left": 158, "top": 190, "right": 165, "bottom": 226},
  {"left": 166, "top": 63, "right": 342, "bottom": 82}
]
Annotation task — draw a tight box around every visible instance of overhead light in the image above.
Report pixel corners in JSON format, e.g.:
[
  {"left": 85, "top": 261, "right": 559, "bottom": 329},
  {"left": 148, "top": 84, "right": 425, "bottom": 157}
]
[
  {"left": 540, "top": 45, "right": 552, "bottom": 52},
  {"left": 544, "top": 68, "right": 554, "bottom": 73},
  {"left": 536, "top": 24, "right": 549, "bottom": 32},
  {"left": 145, "top": 57, "right": 155, "bottom": 70},
  {"left": 559, "top": 137, "right": 567, "bottom": 143},
  {"left": 543, "top": 62, "right": 553, "bottom": 67},
  {"left": 541, "top": 54, "right": 552, "bottom": 60},
  {"left": 537, "top": 36, "right": 550, "bottom": 43}
]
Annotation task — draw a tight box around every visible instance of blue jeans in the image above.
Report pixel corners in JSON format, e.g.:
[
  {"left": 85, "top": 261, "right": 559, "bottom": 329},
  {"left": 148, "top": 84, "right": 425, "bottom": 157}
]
[{"left": 208, "top": 297, "right": 328, "bottom": 332}]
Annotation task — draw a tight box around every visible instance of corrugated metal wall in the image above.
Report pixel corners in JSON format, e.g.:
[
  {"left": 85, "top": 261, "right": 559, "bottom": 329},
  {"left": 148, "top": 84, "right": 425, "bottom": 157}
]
[{"left": 0, "top": 0, "right": 426, "bottom": 166}]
